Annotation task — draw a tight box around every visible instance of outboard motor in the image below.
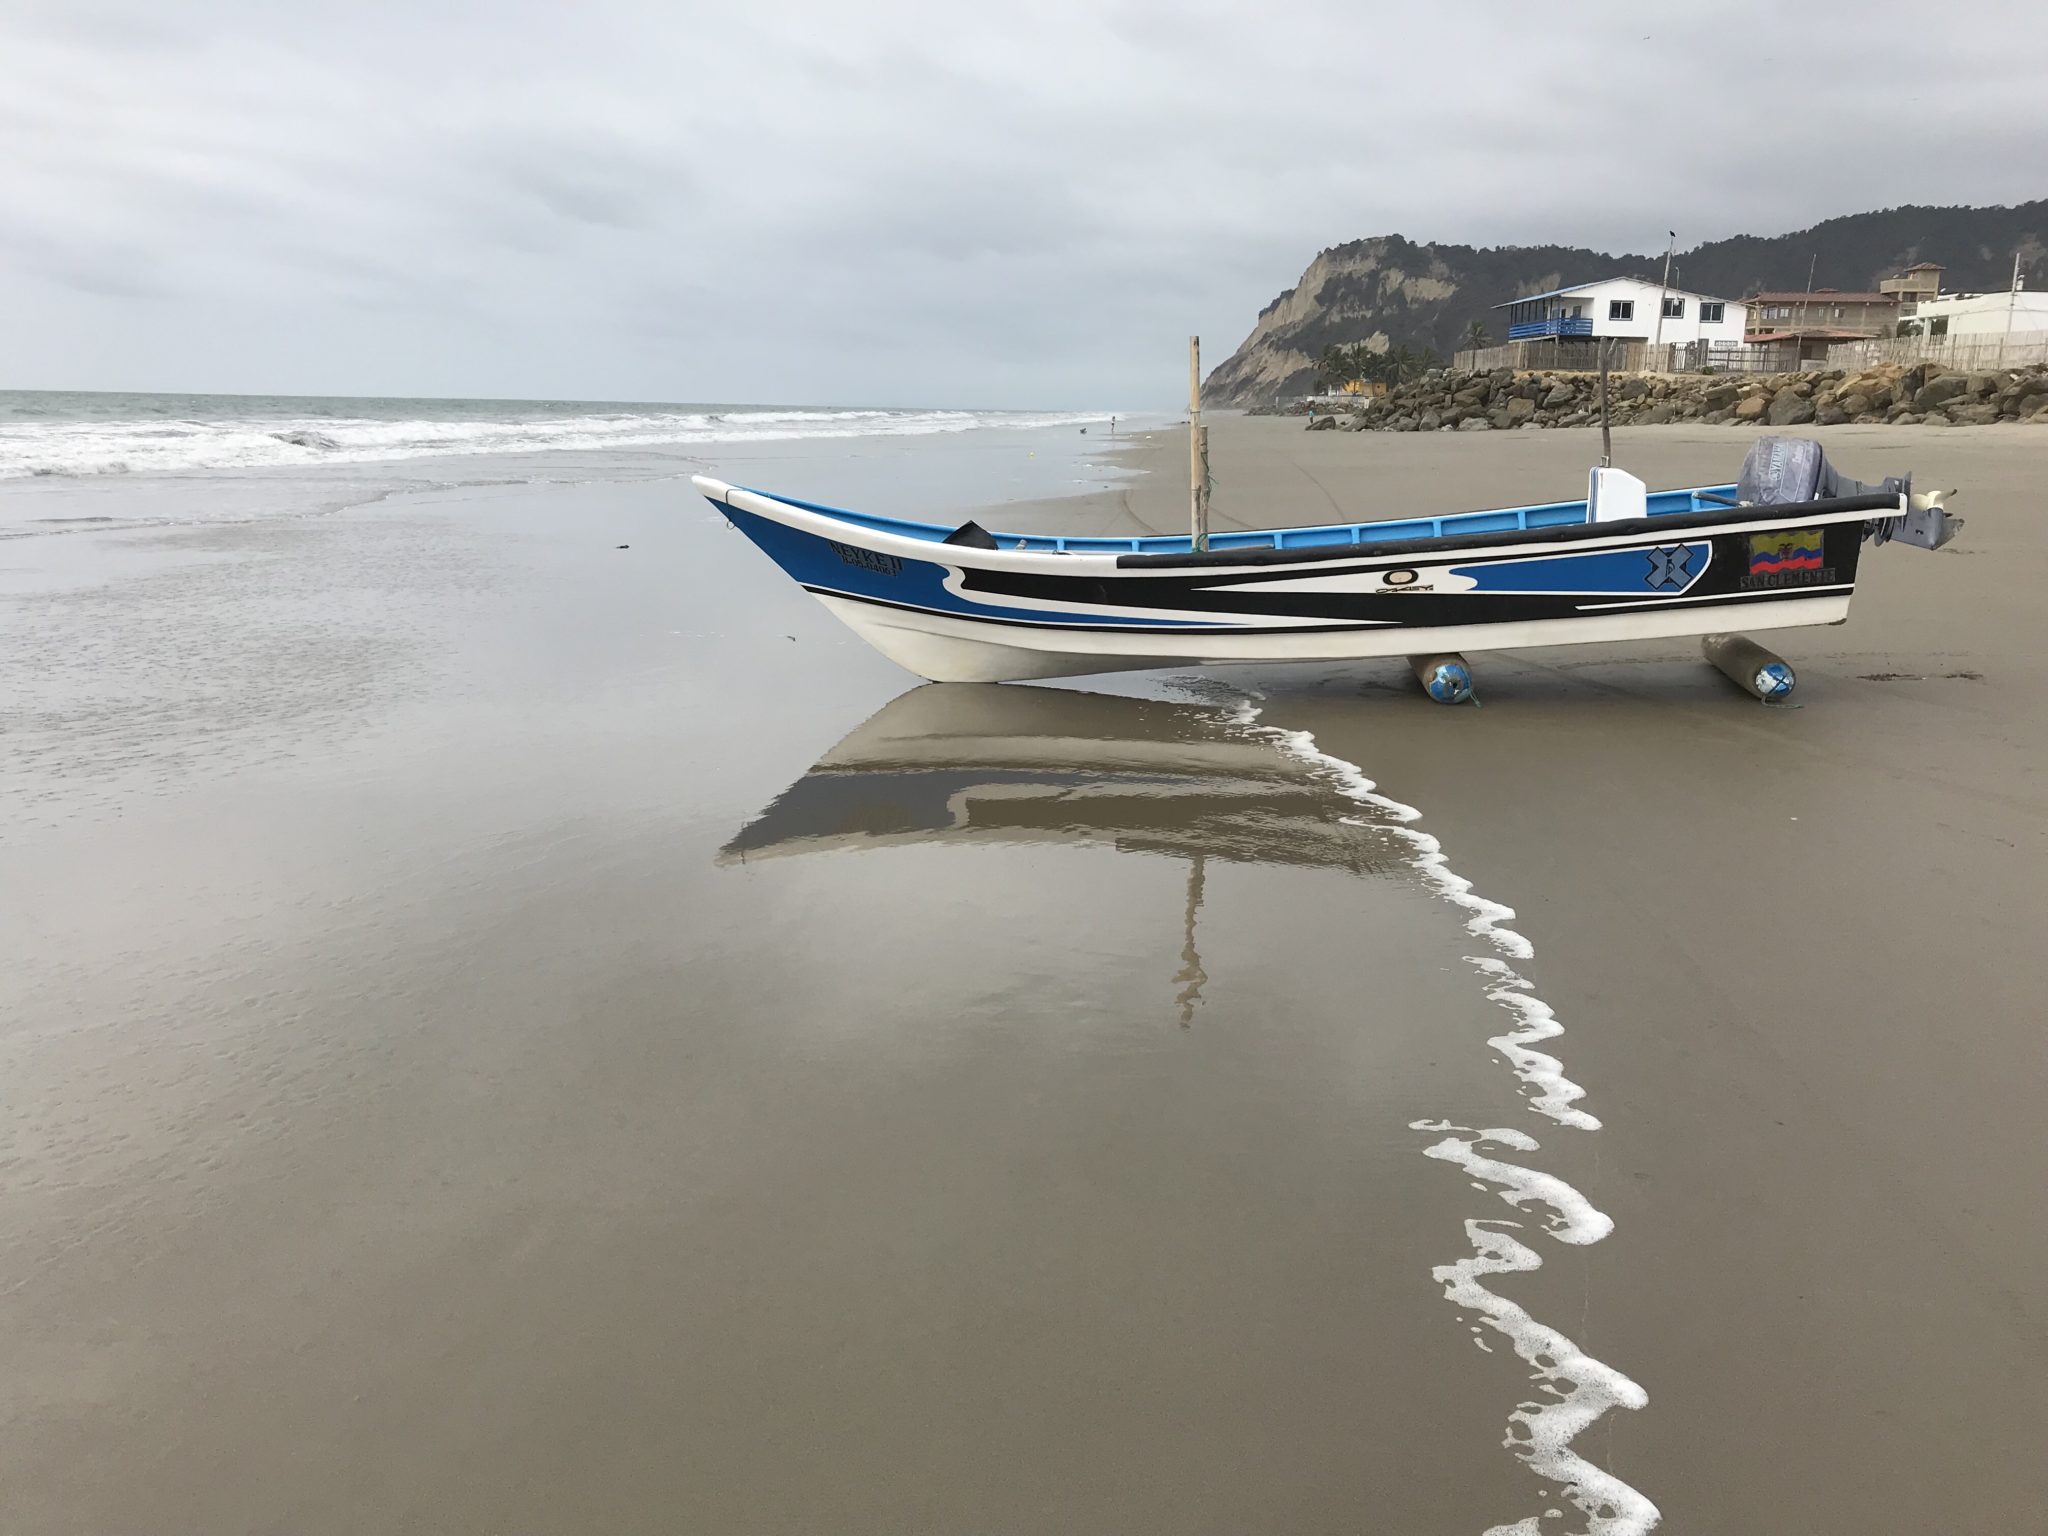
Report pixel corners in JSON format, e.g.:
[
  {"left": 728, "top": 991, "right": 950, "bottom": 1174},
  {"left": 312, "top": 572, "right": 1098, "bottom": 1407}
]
[{"left": 1738, "top": 436, "right": 1960, "bottom": 552}]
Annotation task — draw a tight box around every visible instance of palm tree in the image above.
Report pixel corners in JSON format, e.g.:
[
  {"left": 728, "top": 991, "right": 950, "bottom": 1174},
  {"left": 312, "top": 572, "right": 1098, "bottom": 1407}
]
[
  {"left": 1464, "top": 319, "right": 1490, "bottom": 353},
  {"left": 1384, "top": 343, "right": 1437, "bottom": 383}
]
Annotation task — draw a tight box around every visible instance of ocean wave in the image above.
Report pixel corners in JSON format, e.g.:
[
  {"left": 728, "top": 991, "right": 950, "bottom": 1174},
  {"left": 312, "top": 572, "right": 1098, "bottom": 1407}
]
[{"left": 0, "top": 404, "right": 1110, "bottom": 480}]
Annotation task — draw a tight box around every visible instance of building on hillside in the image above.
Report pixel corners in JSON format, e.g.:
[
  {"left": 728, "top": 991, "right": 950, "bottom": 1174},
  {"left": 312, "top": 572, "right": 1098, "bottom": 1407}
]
[
  {"left": 1495, "top": 277, "right": 1748, "bottom": 350},
  {"left": 1902, "top": 287, "right": 2048, "bottom": 337},
  {"left": 1744, "top": 288, "right": 1898, "bottom": 337},
  {"left": 1743, "top": 286, "right": 1900, "bottom": 363},
  {"left": 1880, "top": 262, "right": 1943, "bottom": 312}
]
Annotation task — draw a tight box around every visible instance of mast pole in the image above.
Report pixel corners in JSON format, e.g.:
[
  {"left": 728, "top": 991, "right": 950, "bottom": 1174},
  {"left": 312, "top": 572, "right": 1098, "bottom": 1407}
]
[
  {"left": 1598, "top": 338, "right": 1613, "bottom": 468},
  {"left": 1189, "top": 335, "right": 1209, "bottom": 552}
]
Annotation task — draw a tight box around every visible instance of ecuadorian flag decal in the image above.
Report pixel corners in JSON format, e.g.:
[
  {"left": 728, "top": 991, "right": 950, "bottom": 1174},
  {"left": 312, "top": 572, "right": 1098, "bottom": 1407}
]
[{"left": 1749, "top": 528, "right": 1825, "bottom": 577}]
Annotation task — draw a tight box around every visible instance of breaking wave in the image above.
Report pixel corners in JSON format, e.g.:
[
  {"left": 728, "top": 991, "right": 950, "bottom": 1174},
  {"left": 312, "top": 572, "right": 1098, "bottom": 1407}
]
[{"left": 0, "top": 401, "right": 1110, "bottom": 479}]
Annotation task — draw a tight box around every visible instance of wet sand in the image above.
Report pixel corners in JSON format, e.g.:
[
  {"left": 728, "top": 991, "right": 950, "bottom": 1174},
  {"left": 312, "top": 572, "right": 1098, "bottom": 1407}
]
[
  {"left": 4, "top": 419, "right": 2045, "bottom": 1532},
  {"left": 1005, "top": 417, "right": 2048, "bottom": 1530}
]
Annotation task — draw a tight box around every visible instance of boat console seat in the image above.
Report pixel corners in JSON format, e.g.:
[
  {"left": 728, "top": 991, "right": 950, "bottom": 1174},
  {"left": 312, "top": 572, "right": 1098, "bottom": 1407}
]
[{"left": 1587, "top": 466, "right": 1648, "bottom": 523}]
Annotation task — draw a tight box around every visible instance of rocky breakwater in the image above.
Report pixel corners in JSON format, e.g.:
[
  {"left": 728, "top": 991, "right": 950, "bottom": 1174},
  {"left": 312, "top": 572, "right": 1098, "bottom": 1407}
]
[{"left": 1289, "top": 361, "right": 2048, "bottom": 432}]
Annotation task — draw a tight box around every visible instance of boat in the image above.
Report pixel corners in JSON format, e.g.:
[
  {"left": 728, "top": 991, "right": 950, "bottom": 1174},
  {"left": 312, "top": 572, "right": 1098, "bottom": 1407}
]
[{"left": 692, "top": 435, "right": 1958, "bottom": 690}]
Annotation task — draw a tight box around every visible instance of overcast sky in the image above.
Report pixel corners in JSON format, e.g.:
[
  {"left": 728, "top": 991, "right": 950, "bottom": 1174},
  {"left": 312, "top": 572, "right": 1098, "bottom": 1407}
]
[{"left": 5, "top": 1, "right": 2044, "bottom": 409}]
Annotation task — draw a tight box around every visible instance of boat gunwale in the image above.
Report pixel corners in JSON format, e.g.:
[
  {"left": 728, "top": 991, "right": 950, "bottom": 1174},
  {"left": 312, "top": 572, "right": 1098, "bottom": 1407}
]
[
  {"left": 698, "top": 476, "right": 1901, "bottom": 575},
  {"left": 1113, "top": 491, "right": 1904, "bottom": 570},
  {"left": 701, "top": 475, "right": 1741, "bottom": 558}
]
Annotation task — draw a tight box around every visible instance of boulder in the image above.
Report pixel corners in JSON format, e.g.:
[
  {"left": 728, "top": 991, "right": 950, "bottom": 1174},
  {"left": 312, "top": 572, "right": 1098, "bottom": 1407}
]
[
  {"left": 1815, "top": 403, "right": 1850, "bottom": 426},
  {"left": 1636, "top": 403, "right": 1678, "bottom": 425},
  {"left": 1618, "top": 376, "right": 1651, "bottom": 400},
  {"left": 1838, "top": 393, "right": 1871, "bottom": 418},
  {"left": 1766, "top": 389, "right": 1816, "bottom": 426},
  {"left": 1901, "top": 362, "right": 1947, "bottom": 397},
  {"left": 1733, "top": 395, "right": 1768, "bottom": 421},
  {"left": 1701, "top": 381, "right": 1741, "bottom": 410},
  {"left": 1541, "top": 382, "right": 1575, "bottom": 409},
  {"left": 1418, "top": 410, "right": 1442, "bottom": 432},
  {"left": 1306, "top": 414, "right": 1337, "bottom": 430},
  {"left": 1458, "top": 416, "right": 1492, "bottom": 431},
  {"left": 1504, "top": 396, "right": 1537, "bottom": 425},
  {"left": 1964, "top": 372, "right": 2001, "bottom": 399},
  {"left": 1863, "top": 384, "right": 1894, "bottom": 413},
  {"left": 1949, "top": 402, "right": 2000, "bottom": 425},
  {"left": 1914, "top": 373, "right": 1969, "bottom": 411}
]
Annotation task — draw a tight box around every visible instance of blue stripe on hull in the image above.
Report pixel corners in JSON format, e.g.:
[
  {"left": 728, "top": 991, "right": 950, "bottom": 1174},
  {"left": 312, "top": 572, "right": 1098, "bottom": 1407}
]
[
  {"left": 1453, "top": 542, "right": 1710, "bottom": 595},
  {"left": 720, "top": 506, "right": 1229, "bottom": 629}
]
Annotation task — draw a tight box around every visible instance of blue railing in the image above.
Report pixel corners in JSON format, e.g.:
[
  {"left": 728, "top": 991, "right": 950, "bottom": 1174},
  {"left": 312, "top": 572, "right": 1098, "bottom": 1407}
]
[{"left": 1506, "top": 316, "right": 1595, "bottom": 340}]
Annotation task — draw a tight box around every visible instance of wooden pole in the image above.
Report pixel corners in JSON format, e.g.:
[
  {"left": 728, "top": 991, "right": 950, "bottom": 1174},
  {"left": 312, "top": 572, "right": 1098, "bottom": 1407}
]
[
  {"left": 1598, "top": 338, "right": 1613, "bottom": 468},
  {"left": 1188, "top": 335, "right": 1209, "bottom": 551}
]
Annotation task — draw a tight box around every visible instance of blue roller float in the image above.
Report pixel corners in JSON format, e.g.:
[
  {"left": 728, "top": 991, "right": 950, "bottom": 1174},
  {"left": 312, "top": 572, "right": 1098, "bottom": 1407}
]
[
  {"left": 1409, "top": 652, "right": 1475, "bottom": 705},
  {"left": 1702, "top": 633, "right": 1797, "bottom": 701}
]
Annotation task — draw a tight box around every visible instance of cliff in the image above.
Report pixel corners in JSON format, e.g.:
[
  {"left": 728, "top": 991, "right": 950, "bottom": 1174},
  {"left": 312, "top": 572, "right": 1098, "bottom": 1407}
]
[{"left": 1202, "top": 202, "right": 2048, "bottom": 405}]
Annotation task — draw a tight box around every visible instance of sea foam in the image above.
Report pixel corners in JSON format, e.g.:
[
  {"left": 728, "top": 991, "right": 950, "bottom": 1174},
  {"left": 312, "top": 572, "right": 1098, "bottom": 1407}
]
[{"left": 1232, "top": 702, "right": 1659, "bottom": 1536}]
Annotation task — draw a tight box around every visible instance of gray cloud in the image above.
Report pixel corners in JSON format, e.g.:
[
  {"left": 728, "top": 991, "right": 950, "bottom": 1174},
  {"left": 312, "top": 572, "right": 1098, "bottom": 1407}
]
[{"left": 3, "top": 0, "right": 2045, "bottom": 407}]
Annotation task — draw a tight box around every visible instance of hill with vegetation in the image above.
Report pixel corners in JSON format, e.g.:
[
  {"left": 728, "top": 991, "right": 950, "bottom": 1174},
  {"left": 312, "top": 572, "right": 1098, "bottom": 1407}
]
[{"left": 1202, "top": 201, "right": 2048, "bottom": 405}]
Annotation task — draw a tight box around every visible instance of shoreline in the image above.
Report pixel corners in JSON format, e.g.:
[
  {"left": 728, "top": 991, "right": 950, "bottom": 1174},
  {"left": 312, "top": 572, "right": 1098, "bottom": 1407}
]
[{"left": 5, "top": 415, "right": 2043, "bottom": 1532}]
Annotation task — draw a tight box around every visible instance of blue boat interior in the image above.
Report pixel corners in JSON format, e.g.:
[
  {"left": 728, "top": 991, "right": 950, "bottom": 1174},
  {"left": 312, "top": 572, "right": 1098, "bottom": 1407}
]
[{"left": 751, "top": 484, "right": 1743, "bottom": 555}]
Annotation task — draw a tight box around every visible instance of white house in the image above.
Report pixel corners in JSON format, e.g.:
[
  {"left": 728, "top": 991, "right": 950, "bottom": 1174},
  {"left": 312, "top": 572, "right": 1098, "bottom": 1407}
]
[
  {"left": 1495, "top": 277, "right": 1748, "bottom": 349},
  {"left": 1903, "top": 287, "right": 2048, "bottom": 337}
]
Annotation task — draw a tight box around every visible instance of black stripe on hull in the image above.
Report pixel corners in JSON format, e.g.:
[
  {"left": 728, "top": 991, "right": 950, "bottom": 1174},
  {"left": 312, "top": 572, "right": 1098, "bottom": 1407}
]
[
  {"left": 954, "top": 522, "right": 1868, "bottom": 628},
  {"left": 805, "top": 574, "right": 1858, "bottom": 636}
]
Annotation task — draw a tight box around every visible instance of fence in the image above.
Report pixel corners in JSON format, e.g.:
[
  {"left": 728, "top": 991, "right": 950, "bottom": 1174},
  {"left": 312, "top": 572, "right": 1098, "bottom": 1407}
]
[
  {"left": 1825, "top": 330, "right": 2048, "bottom": 372},
  {"left": 1454, "top": 339, "right": 1658, "bottom": 373},
  {"left": 1452, "top": 339, "right": 1796, "bottom": 375},
  {"left": 1675, "top": 341, "right": 1801, "bottom": 374}
]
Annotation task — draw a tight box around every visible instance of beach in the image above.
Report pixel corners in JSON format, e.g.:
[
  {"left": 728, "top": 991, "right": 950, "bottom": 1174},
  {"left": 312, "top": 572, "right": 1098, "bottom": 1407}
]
[{"left": 4, "top": 406, "right": 2045, "bottom": 1533}]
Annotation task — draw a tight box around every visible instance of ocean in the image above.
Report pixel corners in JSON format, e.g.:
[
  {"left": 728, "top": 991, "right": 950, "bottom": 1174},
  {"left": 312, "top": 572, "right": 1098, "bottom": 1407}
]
[
  {"left": 0, "top": 390, "right": 1140, "bottom": 547},
  {"left": 0, "top": 390, "right": 1115, "bottom": 479}
]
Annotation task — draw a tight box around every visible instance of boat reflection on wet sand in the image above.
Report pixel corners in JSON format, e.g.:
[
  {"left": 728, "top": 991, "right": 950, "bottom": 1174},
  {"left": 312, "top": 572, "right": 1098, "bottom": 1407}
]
[
  {"left": 720, "top": 682, "right": 1399, "bottom": 878},
  {"left": 719, "top": 681, "right": 1663, "bottom": 1531},
  {"left": 722, "top": 684, "right": 1411, "bottom": 1025}
]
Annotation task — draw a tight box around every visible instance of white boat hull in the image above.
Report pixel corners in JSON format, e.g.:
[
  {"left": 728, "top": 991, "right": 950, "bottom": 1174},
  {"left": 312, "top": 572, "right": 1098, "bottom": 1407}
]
[{"left": 817, "top": 590, "right": 1854, "bottom": 683}]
